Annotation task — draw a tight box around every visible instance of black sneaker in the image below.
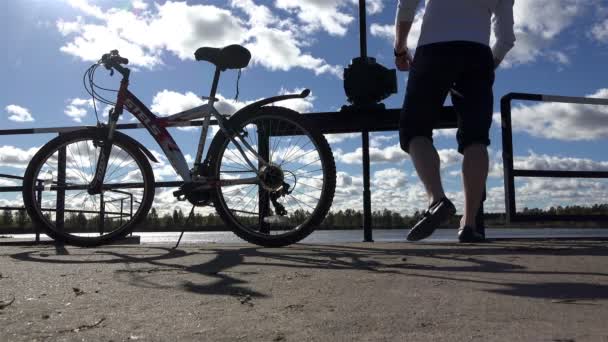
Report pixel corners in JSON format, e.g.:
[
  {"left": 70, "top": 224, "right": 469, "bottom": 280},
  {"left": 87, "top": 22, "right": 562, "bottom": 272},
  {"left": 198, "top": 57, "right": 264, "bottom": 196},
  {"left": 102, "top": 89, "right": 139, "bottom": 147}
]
[
  {"left": 406, "top": 197, "right": 456, "bottom": 241},
  {"left": 458, "top": 226, "right": 486, "bottom": 243}
]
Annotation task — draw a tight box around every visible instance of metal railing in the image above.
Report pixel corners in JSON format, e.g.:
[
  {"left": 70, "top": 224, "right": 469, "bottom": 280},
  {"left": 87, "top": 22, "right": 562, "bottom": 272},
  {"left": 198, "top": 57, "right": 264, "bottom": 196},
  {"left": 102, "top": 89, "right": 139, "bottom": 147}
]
[
  {"left": 0, "top": 106, "right": 483, "bottom": 243},
  {"left": 500, "top": 92, "right": 608, "bottom": 223}
]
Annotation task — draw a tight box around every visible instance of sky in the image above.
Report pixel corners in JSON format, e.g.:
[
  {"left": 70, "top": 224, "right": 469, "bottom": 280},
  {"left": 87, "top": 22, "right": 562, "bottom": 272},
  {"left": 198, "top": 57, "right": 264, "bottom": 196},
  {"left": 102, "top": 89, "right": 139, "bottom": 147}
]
[{"left": 1, "top": 0, "right": 608, "bottom": 217}]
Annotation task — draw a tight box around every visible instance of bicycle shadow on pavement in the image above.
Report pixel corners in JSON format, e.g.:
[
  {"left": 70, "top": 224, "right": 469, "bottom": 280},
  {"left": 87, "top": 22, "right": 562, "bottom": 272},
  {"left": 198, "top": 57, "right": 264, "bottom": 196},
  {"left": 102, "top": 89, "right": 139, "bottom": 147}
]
[{"left": 8, "top": 239, "right": 608, "bottom": 302}]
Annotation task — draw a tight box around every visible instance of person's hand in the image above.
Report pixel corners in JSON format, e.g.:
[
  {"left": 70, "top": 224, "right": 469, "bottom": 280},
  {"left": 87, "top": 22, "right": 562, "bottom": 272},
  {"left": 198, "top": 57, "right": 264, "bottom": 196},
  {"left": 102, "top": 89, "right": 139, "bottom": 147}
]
[{"left": 395, "top": 48, "right": 413, "bottom": 71}]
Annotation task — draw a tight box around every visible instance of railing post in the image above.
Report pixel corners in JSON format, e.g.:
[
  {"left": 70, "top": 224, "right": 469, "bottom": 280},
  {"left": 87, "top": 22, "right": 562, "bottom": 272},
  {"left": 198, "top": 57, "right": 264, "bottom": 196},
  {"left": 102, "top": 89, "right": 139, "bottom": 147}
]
[
  {"left": 362, "top": 130, "right": 373, "bottom": 242},
  {"left": 35, "top": 181, "right": 42, "bottom": 243},
  {"left": 501, "top": 95, "right": 516, "bottom": 224},
  {"left": 99, "top": 192, "right": 105, "bottom": 235},
  {"left": 475, "top": 189, "right": 486, "bottom": 237},
  {"left": 120, "top": 199, "right": 124, "bottom": 226},
  {"left": 358, "top": 0, "right": 367, "bottom": 59},
  {"left": 56, "top": 143, "right": 66, "bottom": 232},
  {"left": 258, "top": 122, "right": 270, "bottom": 234}
]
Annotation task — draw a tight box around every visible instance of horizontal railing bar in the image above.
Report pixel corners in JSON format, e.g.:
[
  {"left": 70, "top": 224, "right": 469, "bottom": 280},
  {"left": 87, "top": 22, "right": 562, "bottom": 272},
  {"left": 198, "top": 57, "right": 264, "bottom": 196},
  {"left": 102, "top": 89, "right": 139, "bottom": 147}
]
[
  {"left": 0, "top": 107, "right": 459, "bottom": 136},
  {"left": 0, "top": 180, "right": 184, "bottom": 193},
  {"left": 0, "top": 174, "right": 25, "bottom": 181},
  {"left": 504, "top": 92, "right": 608, "bottom": 105},
  {"left": 0, "top": 206, "right": 129, "bottom": 216},
  {"left": 513, "top": 170, "right": 608, "bottom": 178},
  {"left": 0, "top": 187, "right": 22, "bottom": 193},
  {"left": 511, "top": 214, "right": 608, "bottom": 222}
]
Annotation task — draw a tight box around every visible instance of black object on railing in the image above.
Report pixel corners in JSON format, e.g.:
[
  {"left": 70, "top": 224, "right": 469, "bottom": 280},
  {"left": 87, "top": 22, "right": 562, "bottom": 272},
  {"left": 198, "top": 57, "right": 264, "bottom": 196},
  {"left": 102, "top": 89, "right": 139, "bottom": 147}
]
[{"left": 501, "top": 92, "right": 608, "bottom": 223}]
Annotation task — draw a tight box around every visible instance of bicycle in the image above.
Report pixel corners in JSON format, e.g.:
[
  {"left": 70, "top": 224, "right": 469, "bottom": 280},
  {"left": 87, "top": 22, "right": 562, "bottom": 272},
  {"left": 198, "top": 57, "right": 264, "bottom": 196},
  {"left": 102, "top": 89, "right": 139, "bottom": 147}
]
[{"left": 22, "top": 44, "right": 336, "bottom": 247}]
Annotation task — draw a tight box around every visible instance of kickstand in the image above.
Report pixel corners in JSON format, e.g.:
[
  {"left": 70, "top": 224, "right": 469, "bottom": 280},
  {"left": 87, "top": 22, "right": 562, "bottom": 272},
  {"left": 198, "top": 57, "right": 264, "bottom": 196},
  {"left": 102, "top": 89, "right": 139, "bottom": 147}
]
[{"left": 173, "top": 205, "right": 196, "bottom": 249}]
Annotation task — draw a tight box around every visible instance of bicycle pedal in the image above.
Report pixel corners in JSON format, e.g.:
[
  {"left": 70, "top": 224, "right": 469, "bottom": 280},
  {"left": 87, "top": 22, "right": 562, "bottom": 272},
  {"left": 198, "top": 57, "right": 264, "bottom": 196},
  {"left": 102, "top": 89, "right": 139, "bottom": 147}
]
[{"left": 263, "top": 215, "right": 289, "bottom": 224}]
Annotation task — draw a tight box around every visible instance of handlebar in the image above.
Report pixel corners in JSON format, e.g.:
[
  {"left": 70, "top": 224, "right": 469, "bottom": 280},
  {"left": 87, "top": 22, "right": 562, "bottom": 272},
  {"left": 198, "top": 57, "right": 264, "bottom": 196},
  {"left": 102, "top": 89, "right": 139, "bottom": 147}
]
[
  {"left": 101, "top": 50, "right": 129, "bottom": 66},
  {"left": 100, "top": 50, "right": 130, "bottom": 78}
]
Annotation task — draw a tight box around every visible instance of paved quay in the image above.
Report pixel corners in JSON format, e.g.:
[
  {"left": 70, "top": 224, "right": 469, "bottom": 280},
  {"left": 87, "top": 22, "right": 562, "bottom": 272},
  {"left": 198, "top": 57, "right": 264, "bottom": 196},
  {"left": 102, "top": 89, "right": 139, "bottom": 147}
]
[{"left": 1, "top": 240, "right": 608, "bottom": 341}]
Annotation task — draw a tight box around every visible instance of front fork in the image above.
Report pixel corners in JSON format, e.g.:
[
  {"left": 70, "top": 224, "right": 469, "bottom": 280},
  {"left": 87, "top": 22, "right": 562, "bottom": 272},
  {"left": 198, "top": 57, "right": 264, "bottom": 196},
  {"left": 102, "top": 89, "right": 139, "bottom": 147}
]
[{"left": 88, "top": 79, "right": 128, "bottom": 195}]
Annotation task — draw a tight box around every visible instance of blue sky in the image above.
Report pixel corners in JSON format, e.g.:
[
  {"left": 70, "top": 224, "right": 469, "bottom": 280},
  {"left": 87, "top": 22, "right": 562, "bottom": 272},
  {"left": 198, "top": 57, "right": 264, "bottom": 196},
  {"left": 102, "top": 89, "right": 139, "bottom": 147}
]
[{"left": 1, "top": 0, "right": 608, "bottom": 216}]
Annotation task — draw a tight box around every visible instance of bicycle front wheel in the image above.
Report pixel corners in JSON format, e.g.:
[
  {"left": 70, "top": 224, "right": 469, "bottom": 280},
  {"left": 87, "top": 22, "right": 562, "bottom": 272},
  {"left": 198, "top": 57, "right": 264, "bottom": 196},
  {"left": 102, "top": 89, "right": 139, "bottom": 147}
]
[
  {"left": 207, "top": 106, "right": 336, "bottom": 247},
  {"left": 22, "top": 129, "right": 155, "bottom": 247}
]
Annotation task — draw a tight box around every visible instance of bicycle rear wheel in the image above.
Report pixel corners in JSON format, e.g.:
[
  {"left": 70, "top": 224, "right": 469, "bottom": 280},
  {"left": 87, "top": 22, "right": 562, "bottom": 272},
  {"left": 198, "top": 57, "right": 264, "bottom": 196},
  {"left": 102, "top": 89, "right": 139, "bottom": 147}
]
[
  {"left": 207, "top": 106, "right": 336, "bottom": 247},
  {"left": 22, "top": 129, "right": 155, "bottom": 247}
]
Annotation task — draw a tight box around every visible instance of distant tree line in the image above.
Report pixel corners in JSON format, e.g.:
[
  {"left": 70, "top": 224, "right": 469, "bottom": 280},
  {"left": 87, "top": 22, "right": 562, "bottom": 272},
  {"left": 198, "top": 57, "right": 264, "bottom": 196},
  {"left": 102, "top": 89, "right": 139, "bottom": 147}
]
[{"left": 1, "top": 204, "right": 608, "bottom": 234}]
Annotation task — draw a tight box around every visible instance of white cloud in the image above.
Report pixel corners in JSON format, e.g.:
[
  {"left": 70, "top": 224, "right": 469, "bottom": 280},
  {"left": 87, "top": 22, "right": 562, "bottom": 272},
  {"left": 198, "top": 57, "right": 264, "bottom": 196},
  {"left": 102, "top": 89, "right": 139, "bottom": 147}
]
[
  {"left": 591, "top": 19, "right": 608, "bottom": 43},
  {"left": 131, "top": 0, "right": 148, "bottom": 11},
  {"left": 370, "top": 134, "right": 398, "bottom": 148},
  {"left": 515, "top": 152, "right": 608, "bottom": 172},
  {"left": 244, "top": 26, "right": 342, "bottom": 77},
  {"left": 335, "top": 143, "right": 408, "bottom": 164},
  {"left": 438, "top": 149, "right": 462, "bottom": 168},
  {"left": 517, "top": 178, "right": 608, "bottom": 209},
  {"left": 499, "top": 0, "right": 587, "bottom": 67},
  {"left": 64, "top": 98, "right": 93, "bottom": 123},
  {"left": 495, "top": 88, "right": 608, "bottom": 141},
  {"left": 0, "top": 145, "right": 40, "bottom": 169},
  {"left": 325, "top": 133, "right": 360, "bottom": 144},
  {"left": 58, "top": 0, "right": 341, "bottom": 77},
  {"left": 5, "top": 105, "right": 34, "bottom": 122},
  {"left": 373, "top": 168, "right": 407, "bottom": 189},
  {"left": 370, "top": 9, "right": 423, "bottom": 50},
  {"left": 150, "top": 87, "right": 315, "bottom": 118},
  {"left": 0, "top": 179, "right": 17, "bottom": 186},
  {"left": 150, "top": 90, "right": 205, "bottom": 117},
  {"left": 274, "top": 0, "right": 355, "bottom": 36}
]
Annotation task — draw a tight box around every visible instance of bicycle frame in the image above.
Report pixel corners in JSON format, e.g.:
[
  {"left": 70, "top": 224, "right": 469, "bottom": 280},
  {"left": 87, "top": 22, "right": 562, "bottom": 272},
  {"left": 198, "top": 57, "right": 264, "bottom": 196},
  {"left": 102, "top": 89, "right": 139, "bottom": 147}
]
[
  {"left": 89, "top": 79, "right": 260, "bottom": 194},
  {"left": 89, "top": 63, "right": 311, "bottom": 195}
]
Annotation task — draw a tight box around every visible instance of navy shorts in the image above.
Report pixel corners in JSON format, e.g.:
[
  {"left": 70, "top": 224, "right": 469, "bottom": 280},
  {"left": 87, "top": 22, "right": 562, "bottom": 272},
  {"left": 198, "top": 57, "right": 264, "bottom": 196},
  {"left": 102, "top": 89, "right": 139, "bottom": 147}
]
[{"left": 399, "top": 41, "right": 495, "bottom": 154}]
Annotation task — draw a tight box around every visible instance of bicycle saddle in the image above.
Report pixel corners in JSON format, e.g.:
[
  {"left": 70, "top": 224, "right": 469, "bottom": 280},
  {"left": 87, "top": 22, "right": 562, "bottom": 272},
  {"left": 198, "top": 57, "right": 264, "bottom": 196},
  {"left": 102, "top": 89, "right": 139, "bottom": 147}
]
[{"left": 194, "top": 44, "right": 251, "bottom": 71}]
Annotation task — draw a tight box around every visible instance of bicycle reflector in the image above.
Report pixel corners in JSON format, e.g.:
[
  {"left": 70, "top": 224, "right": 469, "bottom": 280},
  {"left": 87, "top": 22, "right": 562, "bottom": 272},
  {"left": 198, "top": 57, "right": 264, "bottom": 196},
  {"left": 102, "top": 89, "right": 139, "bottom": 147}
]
[{"left": 343, "top": 57, "right": 398, "bottom": 108}]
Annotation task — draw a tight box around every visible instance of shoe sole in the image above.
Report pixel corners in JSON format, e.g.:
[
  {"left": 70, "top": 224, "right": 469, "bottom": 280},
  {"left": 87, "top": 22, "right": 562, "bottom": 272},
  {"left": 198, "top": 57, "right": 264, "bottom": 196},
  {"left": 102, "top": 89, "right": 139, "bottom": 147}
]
[{"left": 407, "top": 203, "right": 456, "bottom": 241}]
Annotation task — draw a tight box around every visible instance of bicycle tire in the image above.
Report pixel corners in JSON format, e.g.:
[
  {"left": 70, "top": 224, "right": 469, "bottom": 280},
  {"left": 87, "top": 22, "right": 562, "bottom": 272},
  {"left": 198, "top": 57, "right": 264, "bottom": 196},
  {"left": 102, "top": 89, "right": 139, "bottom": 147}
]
[
  {"left": 22, "top": 129, "right": 155, "bottom": 247},
  {"left": 207, "top": 106, "right": 336, "bottom": 247}
]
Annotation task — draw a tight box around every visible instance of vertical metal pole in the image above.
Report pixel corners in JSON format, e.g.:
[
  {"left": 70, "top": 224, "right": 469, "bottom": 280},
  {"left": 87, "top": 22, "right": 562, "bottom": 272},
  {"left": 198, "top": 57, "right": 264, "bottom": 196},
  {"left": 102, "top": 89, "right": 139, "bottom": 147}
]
[
  {"left": 475, "top": 189, "right": 486, "bottom": 237},
  {"left": 501, "top": 97, "right": 516, "bottom": 224},
  {"left": 56, "top": 143, "right": 66, "bottom": 232},
  {"left": 120, "top": 199, "right": 124, "bottom": 226},
  {"left": 359, "top": 0, "right": 367, "bottom": 58},
  {"left": 35, "top": 181, "right": 42, "bottom": 243},
  {"left": 258, "top": 122, "right": 270, "bottom": 234},
  {"left": 129, "top": 194, "right": 133, "bottom": 237},
  {"left": 362, "top": 131, "right": 373, "bottom": 242},
  {"left": 99, "top": 192, "right": 105, "bottom": 235}
]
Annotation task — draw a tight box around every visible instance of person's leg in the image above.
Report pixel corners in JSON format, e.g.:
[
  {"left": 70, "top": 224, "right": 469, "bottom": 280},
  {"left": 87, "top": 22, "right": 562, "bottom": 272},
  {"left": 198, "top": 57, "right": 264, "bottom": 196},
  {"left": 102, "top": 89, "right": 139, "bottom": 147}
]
[
  {"left": 409, "top": 136, "right": 445, "bottom": 206},
  {"left": 400, "top": 43, "right": 460, "bottom": 241},
  {"left": 461, "top": 143, "right": 488, "bottom": 227},
  {"left": 451, "top": 42, "right": 495, "bottom": 238},
  {"left": 399, "top": 44, "right": 454, "bottom": 207}
]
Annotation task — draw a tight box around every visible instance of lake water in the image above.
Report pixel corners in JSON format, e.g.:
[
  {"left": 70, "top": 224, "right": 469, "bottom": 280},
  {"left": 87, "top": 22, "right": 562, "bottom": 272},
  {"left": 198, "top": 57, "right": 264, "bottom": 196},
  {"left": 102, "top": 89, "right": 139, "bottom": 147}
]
[
  {"left": 135, "top": 228, "right": 608, "bottom": 244},
  {"left": 4, "top": 228, "right": 608, "bottom": 245}
]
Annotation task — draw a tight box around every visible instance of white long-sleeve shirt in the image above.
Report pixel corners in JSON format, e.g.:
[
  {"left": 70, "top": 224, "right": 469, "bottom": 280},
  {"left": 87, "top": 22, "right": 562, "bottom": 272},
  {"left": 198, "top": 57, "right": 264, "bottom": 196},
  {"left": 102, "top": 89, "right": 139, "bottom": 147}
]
[{"left": 396, "top": 0, "right": 516, "bottom": 62}]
